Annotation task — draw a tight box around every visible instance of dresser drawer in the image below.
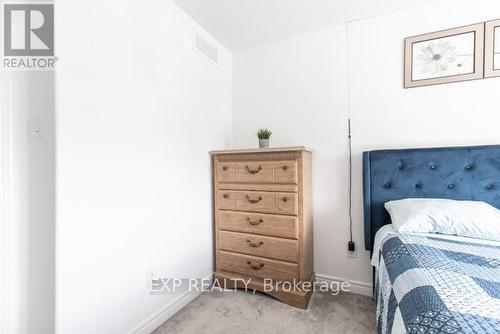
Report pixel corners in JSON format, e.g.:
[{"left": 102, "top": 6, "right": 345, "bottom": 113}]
[
  {"left": 274, "top": 161, "right": 298, "bottom": 183},
  {"left": 217, "top": 191, "right": 236, "bottom": 210},
  {"left": 234, "top": 162, "right": 274, "bottom": 183},
  {"left": 219, "top": 231, "right": 298, "bottom": 263},
  {"left": 217, "top": 161, "right": 298, "bottom": 184},
  {"left": 219, "top": 251, "right": 298, "bottom": 282},
  {"left": 216, "top": 163, "right": 234, "bottom": 183},
  {"left": 218, "top": 211, "right": 297, "bottom": 239},
  {"left": 218, "top": 191, "right": 298, "bottom": 215},
  {"left": 275, "top": 192, "right": 298, "bottom": 215},
  {"left": 234, "top": 191, "right": 275, "bottom": 212}
]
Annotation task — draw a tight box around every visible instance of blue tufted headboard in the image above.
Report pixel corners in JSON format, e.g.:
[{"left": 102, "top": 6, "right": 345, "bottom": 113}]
[{"left": 363, "top": 145, "right": 500, "bottom": 252}]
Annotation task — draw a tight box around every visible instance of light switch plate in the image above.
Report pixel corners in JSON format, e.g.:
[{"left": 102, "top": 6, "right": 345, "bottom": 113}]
[{"left": 33, "top": 116, "right": 42, "bottom": 139}]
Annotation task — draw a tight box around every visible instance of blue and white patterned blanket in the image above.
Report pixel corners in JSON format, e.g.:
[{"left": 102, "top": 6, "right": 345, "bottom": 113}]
[{"left": 375, "top": 234, "right": 500, "bottom": 334}]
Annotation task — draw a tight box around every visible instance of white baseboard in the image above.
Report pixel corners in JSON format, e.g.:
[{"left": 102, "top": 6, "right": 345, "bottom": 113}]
[
  {"left": 129, "top": 274, "right": 213, "bottom": 334},
  {"left": 315, "top": 273, "right": 373, "bottom": 297}
]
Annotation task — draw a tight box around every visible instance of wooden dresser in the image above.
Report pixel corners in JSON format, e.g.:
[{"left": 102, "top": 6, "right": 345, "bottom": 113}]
[{"left": 210, "top": 147, "right": 314, "bottom": 309}]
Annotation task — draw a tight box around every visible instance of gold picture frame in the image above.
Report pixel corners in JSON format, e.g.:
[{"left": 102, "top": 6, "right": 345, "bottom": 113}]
[
  {"left": 485, "top": 19, "right": 500, "bottom": 78},
  {"left": 404, "top": 23, "right": 484, "bottom": 88}
]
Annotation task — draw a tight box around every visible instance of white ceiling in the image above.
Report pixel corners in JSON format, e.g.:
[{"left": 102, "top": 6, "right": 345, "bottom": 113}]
[{"left": 173, "top": 0, "right": 431, "bottom": 51}]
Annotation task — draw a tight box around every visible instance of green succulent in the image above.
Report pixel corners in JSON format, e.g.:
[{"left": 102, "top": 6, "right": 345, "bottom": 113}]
[{"left": 257, "top": 128, "right": 272, "bottom": 140}]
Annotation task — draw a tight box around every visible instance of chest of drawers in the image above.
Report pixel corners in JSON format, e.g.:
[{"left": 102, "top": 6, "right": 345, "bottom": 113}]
[{"left": 210, "top": 147, "right": 314, "bottom": 309}]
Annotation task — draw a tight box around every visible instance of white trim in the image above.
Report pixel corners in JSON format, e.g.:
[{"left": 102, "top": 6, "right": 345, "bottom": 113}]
[
  {"left": 315, "top": 273, "right": 373, "bottom": 297},
  {"left": 128, "top": 274, "right": 213, "bottom": 334},
  {"left": 1, "top": 72, "right": 31, "bottom": 334},
  {"left": 0, "top": 70, "right": 10, "bottom": 334}
]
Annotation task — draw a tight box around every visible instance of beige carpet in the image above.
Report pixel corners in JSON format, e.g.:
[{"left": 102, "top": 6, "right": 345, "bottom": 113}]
[{"left": 153, "top": 290, "right": 376, "bottom": 334}]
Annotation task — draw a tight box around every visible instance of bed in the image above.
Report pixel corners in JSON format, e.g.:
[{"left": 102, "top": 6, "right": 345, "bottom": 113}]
[{"left": 363, "top": 145, "right": 500, "bottom": 334}]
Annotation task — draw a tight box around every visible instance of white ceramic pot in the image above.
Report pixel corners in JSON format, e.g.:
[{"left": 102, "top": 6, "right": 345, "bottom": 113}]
[{"left": 259, "top": 139, "right": 269, "bottom": 148}]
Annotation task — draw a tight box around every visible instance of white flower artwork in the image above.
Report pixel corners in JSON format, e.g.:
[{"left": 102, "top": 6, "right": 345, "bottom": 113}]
[
  {"left": 412, "top": 32, "right": 475, "bottom": 81},
  {"left": 484, "top": 20, "right": 500, "bottom": 78},
  {"left": 405, "top": 23, "right": 484, "bottom": 88}
]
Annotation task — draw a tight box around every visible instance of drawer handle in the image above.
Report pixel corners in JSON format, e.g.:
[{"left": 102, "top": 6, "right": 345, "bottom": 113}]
[
  {"left": 245, "top": 165, "right": 262, "bottom": 174},
  {"left": 222, "top": 194, "right": 230, "bottom": 199},
  {"left": 282, "top": 196, "right": 289, "bottom": 202},
  {"left": 247, "top": 261, "right": 264, "bottom": 270},
  {"left": 282, "top": 166, "right": 288, "bottom": 171},
  {"left": 222, "top": 166, "right": 228, "bottom": 171},
  {"left": 246, "top": 217, "right": 263, "bottom": 225},
  {"left": 246, "top": 239, "right": 264, "bottom": 248},
  {"left": 246, "top": 195, "right": 263, "bottom": 203}
]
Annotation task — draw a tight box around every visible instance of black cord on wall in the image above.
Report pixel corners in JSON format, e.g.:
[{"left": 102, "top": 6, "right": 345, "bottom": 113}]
[{"left": 348, "top": 119, "right": 355, "bottom": 251}]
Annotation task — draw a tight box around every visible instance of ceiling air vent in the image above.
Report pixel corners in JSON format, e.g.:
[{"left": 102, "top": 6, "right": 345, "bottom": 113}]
[{"left": 193, "top": 33, "right": 218, "bottom": 65}]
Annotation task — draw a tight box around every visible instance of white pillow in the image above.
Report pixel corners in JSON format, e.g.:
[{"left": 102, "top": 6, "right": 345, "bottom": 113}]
[{"left": 384, "top": 198, "right": 500, "bottom": 241}]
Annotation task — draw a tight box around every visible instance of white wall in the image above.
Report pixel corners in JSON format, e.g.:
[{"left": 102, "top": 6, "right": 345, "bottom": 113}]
[
  {"left": 27, "top": 72, "right": 55, "bottom": 334},
  {"left": 0, "top": 3, "right": 56, "bottom": 333},
  {"left": 55, "top": 0, "right": 232, "bottom": 333},
  {"left": 0, "top": 70, "right": 55, "bottom": 334},
  {"left": 0, "top": 73, "right": 32, "bottom": 334},
  {"left": 0, "top": 71, "right": 7, "bottom": 334},
  {"left": 233, "top": 0, "right": 500, "bottom": 287},
  {"left": 232, "top": 26, "right": 365, "bottom": 286},
  {"left": 348, "top": 0, "right": 500, "bottom": 152}
]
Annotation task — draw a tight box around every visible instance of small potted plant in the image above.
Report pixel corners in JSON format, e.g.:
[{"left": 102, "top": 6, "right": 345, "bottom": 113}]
[{"left": 257, "top": 128, "right": 272, "bottom": 148}]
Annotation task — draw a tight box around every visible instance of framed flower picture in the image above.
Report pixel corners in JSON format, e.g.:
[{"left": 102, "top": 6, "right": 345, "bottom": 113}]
[
  {"left": 485, "top": 19, "right": 500, "bottom": 78},
  {"left": 404, "top": 23, "right": 484, "bottom": 88}
]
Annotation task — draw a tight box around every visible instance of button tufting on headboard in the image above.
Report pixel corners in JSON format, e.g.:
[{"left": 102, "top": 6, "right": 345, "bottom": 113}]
[
  {"left": 363, "top": 144, "right": 500, "bottom": 252},
  {"left": 398, "top": 160, "right": 405, "bottom": 170}
]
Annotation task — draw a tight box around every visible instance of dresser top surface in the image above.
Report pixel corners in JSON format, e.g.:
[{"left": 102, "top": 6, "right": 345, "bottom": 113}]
[{"left": 210, "top": 146, "right": 312, "bottom": 155}]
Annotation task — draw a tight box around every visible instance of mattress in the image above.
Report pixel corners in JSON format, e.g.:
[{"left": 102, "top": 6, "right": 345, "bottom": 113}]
[{"left": 373, "top": 227, "right": 500, "bottom": 333}]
